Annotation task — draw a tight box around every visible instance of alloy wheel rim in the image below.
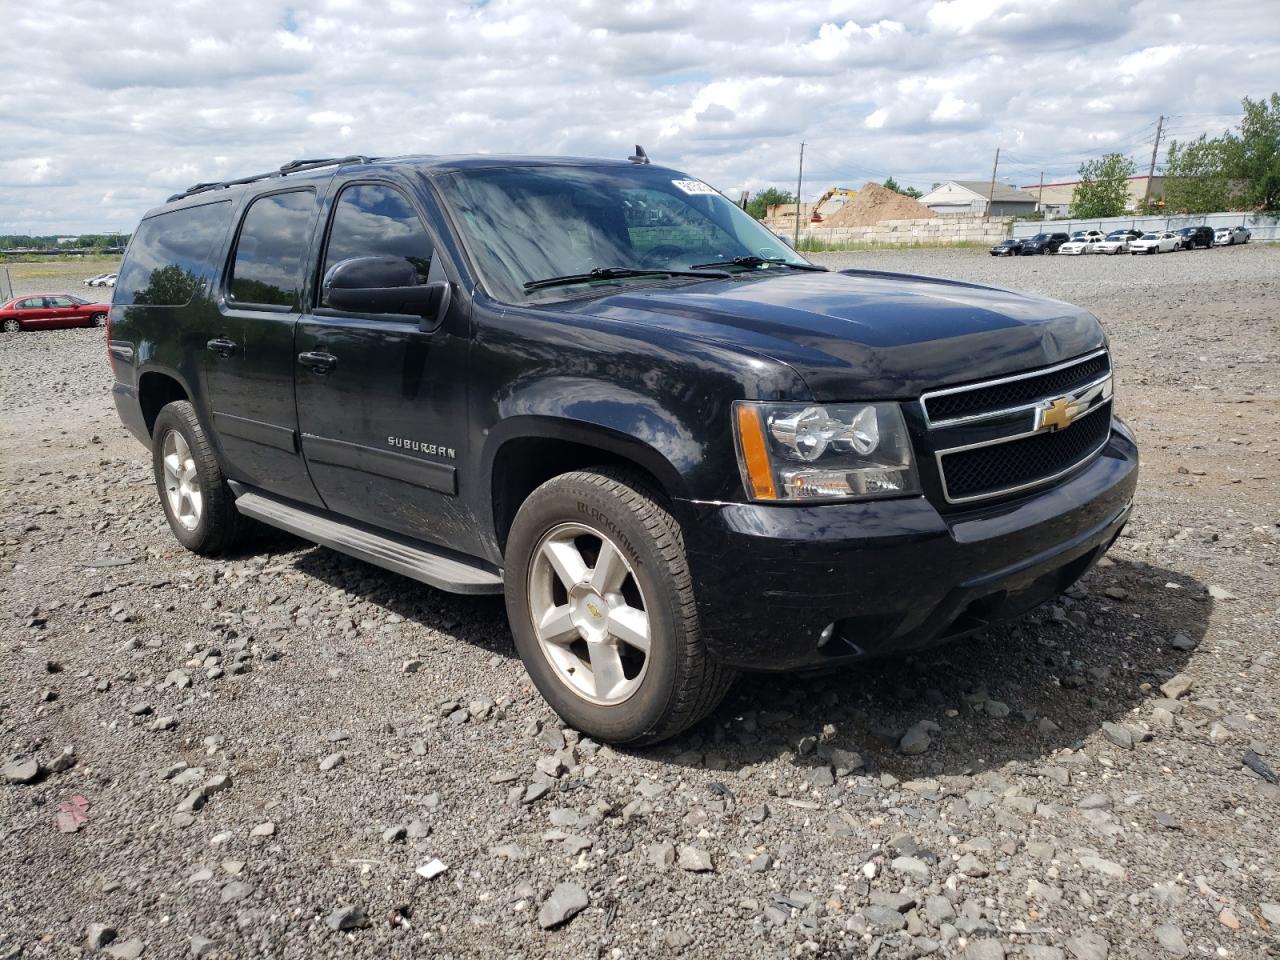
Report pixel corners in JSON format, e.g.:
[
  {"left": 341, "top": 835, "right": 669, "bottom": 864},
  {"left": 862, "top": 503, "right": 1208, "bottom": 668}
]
[
  {"left": 3, "top": 319, "right": 18, "bottom": 332},
  {"left": 161, "top": 430, "right": 202, "bottom": 531},
  {"left": 527, "top": 521, "right": 650, "bottom": 706}
]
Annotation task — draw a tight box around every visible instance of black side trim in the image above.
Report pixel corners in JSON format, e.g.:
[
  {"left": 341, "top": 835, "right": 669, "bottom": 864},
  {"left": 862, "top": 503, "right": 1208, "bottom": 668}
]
[
  {"left": 231, "top": 487, "right": 501, "bottom": 595},
  {"left": 213, "top": 412, "right": 298, "bottom": 453},
  {"left": 301, "top": 434, "right": 457, "bottom": 495}
]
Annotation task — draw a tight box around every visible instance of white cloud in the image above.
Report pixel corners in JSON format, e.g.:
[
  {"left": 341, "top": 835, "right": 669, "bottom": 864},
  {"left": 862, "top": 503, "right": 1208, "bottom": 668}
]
[{"left": 0, "top": 0, "right": 1276, "bottom": 233}]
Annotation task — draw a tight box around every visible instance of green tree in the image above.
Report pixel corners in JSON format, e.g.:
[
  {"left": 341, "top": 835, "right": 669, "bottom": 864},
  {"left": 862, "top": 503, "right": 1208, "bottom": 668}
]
[
  {"left": 1228, "top": 92, "right": 1280, "bottom": 210},
  {"left": 883, "top": 177, "right": 923, "bottom": 199},
  {"left": 1161, "top": 134, "right": 1232, "bottom": 213},
  {"left": 745, "top": 187, "right": 795, "bottom": 220},
  {"left": 1070, "top": 153, "right": 1135, "bottom": 218}
]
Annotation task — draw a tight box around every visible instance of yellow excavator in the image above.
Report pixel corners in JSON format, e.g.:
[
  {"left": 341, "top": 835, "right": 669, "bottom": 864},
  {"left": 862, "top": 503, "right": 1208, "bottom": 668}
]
[{"left": 809, "top": 187, "right": 858, "bottom": 222}]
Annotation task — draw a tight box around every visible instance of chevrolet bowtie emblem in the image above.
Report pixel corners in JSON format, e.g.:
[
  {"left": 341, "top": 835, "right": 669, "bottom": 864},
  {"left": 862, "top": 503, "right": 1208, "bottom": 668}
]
[
  {"left": 586, "top": 601, "right": 603, "bottom": 619},
  {"left": 1039, "top": 396, "right": 1080, "bottom": 431}
]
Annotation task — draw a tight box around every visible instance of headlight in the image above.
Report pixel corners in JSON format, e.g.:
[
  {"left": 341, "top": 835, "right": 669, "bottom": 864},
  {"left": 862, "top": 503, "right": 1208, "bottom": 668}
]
[{"left": 733, "top": 401, "right": 920, "bottom": 502}]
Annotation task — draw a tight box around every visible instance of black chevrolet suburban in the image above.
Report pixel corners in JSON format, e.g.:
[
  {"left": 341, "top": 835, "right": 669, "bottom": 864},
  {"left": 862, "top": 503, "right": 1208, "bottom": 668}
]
[{"left": 108, "top": 154, "right": 1138, "bottom": 743}]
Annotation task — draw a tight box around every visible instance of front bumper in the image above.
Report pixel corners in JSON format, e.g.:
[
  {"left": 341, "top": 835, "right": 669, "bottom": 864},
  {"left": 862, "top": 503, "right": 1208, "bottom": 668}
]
[{"left": 681, "top": 420, "right": 1138, "bottom": 671}]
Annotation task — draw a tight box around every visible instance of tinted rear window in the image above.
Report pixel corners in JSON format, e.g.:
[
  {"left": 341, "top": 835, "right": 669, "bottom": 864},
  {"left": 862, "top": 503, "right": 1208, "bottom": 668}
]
[
  {"left": 114, "top": 200, "right": 231, "bottom": 307},
  {"left": 229, "top": 190, "right": 315, "bottom": 310}
]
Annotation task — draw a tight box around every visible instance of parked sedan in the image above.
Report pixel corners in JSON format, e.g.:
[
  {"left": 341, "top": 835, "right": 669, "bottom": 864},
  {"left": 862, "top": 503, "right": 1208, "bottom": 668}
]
[
  {"left": 83, "top": 273, "right": 112, "bottom": 286},
  {"left": 1129, "top": 231, "right": 1179, "bottom": 255},
  {"left": 989, "top": 238, "right": 1025, "bottom": 256},
  {"left": 1019, "top": 231, "right": 1071, "bottom": 254},
  {"left": 1214, "top": 225, "right": 1250, "bottom": 246},
  {"left": 1094, "top": 230, "right": 1141, "bottom": 255},
  {"left": 1058, "top": 233, "right": 1102, "bottom": 255},
  {"left": 0, "top": 294, "right": 110, "bottom": 333}
]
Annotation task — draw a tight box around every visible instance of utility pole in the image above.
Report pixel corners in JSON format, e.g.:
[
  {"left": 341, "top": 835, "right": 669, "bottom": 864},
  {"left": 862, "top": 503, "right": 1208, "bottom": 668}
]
[
  {"left": 986, "top": 147, "right": 1000, "bottom": 217},
  {"left": 793, "top": 142, "right": 806, "bottom": 248},
  {"left": 1038, "top": 172, "right": 1044, "bottom": 213},
  {"left": 1145, "top": 114, "right": 1164, "bottom": 200}
]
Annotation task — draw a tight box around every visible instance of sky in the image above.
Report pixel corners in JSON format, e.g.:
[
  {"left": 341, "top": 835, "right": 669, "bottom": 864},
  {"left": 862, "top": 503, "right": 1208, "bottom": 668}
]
[{"left": 1, "top": 0, "right": 1277, "bottom": 235}]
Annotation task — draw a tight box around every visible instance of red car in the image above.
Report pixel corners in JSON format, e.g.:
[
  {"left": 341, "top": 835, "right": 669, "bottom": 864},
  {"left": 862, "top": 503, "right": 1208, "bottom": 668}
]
[{"left": 1, "top": 294, "right": 110, "bottom": 333}]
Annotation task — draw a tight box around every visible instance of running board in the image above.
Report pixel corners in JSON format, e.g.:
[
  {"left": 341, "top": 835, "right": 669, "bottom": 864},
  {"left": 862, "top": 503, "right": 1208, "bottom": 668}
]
[{"left": 233, "top": 490, "right": 504, "bottom": 595}]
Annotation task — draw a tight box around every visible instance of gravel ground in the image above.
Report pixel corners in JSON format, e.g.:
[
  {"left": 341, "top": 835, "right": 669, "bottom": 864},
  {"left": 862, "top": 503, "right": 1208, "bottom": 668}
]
[{"left": 2, "top": 246, "right": 1278, "bottom": 960}]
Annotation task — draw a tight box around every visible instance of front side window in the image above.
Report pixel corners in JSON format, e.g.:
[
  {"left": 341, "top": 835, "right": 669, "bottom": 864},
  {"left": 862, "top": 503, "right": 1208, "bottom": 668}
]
[
  {"left": 46, "top": 296, "right": 73, "bottom": 307},
  {"left": 321, "top": 183, "right": 434, "bottom": 304},
  {"left": 229, "top": 190, "right": 315, "bottom": 310},
  {"left": 437, "top": 165, "right": 810, "bottom": 303}
]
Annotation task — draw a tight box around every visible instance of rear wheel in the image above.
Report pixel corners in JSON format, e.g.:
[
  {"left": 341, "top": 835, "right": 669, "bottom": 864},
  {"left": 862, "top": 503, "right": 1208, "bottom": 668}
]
[
  {"left": 2, "top": 318, "right": 20, "bottom": 333},
  {"left": 89, "top": 312, "right": 107, "bottom": 327},
  {"left": 151, "top": 401, "right": 245, "bottom": 555},
  {"left": 504, "top": 468, "right": 734, "bottom": 744}
]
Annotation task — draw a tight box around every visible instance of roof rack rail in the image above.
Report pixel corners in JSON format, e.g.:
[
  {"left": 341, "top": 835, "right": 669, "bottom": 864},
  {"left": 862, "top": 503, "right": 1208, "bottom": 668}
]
[{"left": 167, "top": 155, "right": 374, "bottom": 203}]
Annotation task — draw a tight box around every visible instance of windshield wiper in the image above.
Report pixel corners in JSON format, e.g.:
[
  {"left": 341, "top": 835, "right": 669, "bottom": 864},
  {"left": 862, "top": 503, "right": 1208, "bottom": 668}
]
[
  {"left": 689, "top": 255, "right": 828, "bottom": 272},
  {"left": 523, "top": 266, "right": 729, "bottom": 293}
]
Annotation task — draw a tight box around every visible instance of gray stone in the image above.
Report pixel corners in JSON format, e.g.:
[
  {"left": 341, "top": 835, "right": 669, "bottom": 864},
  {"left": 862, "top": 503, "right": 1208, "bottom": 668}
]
[
  {"left": 383, "top": 825, "right": 407, "bottom": 844},
  {"left": 325, "top": 905, "right": 367, "bottom": 931},
  {"left": 965, "top": 941, "right": 1005, "bottom": 960},
  {"left": 869, "top": 891, "right": 915, "bottom": 913},
  {"left": 749, "top": 853, "right": 772, "bottom": 872},
  {"left": 1160, "top": 674, "right": 1194, "bottom": 700},
  {"left": 891, "top": 855, "right": 931, "bottom": 883},
  {"left": 1066, "top": 931, "right": 1110, "bottom": 960},
  {"left": 1078, "top": 855, "right": 1125, "bottom": 881},
  {"left": 85, "top": 924, "right": 117, "bottom": 950},
  {"left": 1259, "top": 903, "right": 1280, "bottom": 925},
  {"left": 319, "top": 752, "right": 345, "bottom": 771},
  {"left": 677, "top": 845, "right": 713, "bottom": 872},
  {"left": 406, "top": 819, "right": 430, "bottom": 839},
  {"left": 1024, "top": 949, "right": 1065, "bottom": 960},
  {"left": 648, "top": 840, "right": 675, "bottom": 868},
  {"left": 957, "top": 853, "right": 988, "bottom": 877},
  {"left": 899, "top": 720, "right": 939, "bottom": 755},
  {"left": 2, "top": 758, "right": 40, "bottom": 784},
  {"left": 1169, "top": 633, "right": 1196, "bottom": 651},
  {"left": 190, "top": 936, "right": 215, "bottom": 958},
  {"left": 490, "top": 843, "right": 529, "bottom": 860},
  {"left": 1153, "top": 924, "right": 1188, "bottom": 957},
  {"left": 219, "top": 880, "right": 253, "bottom": 903},
  {"left": 830, "top": 748, "right": 864, "bottom": 775},
  {"left": 103, "top": 939, "right": 145, "bottom": 960},
  {"left": 249, "top": 822, "right": 275, "bottom": 838},
  {"left": 48, "top": 747, "right": 76, "bottom": 773},
  {"left": 537, "top": 882, "right": 589, "bottom": 929},
  {"left": 862, "top": 905, "right": 907, "bottom": 932},
  {"left": 984, "top": 700, "right": 1011, "bottom": 719},
  {"left": 1101, "top": 722, "right": 1133, "bottom": 750},
  {"left": 924, "top": 895, "right": 955, "bottom": 925}
]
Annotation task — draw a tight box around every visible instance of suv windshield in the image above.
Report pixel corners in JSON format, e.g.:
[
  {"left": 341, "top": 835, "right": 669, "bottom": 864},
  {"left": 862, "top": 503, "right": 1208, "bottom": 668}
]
[{"left": 437, "top": 164, "right": 811, "bottom": 303}]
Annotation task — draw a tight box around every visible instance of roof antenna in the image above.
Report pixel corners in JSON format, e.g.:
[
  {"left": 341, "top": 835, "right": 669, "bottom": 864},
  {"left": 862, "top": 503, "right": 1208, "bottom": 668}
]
[{"left": 628, "top": 144, "right": 650, "bottom": 165}]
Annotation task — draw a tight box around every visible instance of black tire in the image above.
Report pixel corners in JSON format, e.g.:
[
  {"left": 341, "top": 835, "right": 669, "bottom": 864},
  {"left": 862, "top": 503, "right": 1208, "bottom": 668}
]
[
  {"left": 151, "top": 401, "right": 245, "bottom": 555},
  {"left": 504, "top": 467, "right": 735, "bottom": 744},
  {"left": 90, "top": 312, "right": 107, "bottom": 327},
  {"left": 2, "top": 318, "right": 20, "bottom": 333}
]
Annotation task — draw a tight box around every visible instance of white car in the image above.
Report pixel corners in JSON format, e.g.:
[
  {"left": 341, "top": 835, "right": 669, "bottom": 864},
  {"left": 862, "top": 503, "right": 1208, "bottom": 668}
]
[
  {"left": 1214, "top": 225, "right": 1250, "bottom": 246},
  {"left": 83, "top": 273, "right": 112, "bottom": 286},
  {"left": 1129, "top": 232, "right": 1179, "bottom": 255},
  {"left": 91, "top": 273, "right": 118, "bottom": 287},
  {"left": 1058, "top": 232, "right": 1103, "bottom": 255},
  {"left": 1094, "top": 231, "right": 1138, "bottom": 255}
]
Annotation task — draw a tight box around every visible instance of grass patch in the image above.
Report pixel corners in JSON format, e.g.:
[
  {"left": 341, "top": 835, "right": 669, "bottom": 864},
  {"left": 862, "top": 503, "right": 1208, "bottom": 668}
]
[
  {"left": 795, "top": 237, "right": 995, "bottom": 253},
  {"left": 1, "top": 256, "right": 121, "bottom": 280}
]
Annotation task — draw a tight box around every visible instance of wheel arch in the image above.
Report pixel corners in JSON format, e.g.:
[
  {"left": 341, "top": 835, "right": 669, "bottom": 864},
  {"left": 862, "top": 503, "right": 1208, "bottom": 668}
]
[
  {"left": 136, "top": 367, "right": 196, "bottom": 437},
  {"left": 485, "top": 415, "right": 691, "bottom": 557}
]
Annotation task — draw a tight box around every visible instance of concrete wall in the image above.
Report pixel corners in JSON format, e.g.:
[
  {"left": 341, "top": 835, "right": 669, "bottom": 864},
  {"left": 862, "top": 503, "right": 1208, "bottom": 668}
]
[{"left": 769, "top": 215, "right": 1013, "bottom": 247}]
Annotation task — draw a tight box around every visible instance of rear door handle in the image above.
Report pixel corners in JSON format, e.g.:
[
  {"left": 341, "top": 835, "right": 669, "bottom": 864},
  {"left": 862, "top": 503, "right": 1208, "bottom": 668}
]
[
  {"left": 206, "top": 337, "right": 237, "bottom": 358},
  {"left": 297, "top": 350, "right": 338, "bottom": 374}
]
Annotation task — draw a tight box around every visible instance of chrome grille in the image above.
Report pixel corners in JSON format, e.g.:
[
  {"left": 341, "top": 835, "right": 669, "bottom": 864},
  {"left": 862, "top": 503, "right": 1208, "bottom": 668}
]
[{"left": 920, "top": 349, "right": 1114, "bottom": 504}]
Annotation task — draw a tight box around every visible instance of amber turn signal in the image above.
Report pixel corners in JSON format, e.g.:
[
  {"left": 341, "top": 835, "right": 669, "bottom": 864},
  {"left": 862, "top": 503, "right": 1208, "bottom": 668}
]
[{"left": 734, "top": 404, "right": 778, "bottom": 501}]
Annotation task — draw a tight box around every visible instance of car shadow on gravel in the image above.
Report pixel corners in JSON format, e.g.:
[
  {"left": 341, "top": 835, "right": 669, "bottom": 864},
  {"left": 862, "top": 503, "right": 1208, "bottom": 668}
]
[
  {"left": 648, "top": 558, "right": 1212, "bottom": 778},
  {"left": 268, "top": 537, "right": 1208, "bottom": 777}
]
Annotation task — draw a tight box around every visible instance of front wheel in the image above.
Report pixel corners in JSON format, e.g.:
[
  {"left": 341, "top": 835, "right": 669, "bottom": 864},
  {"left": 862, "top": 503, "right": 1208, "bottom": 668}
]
[
  {"left": 89, "top": 312, "right": 107, "bottom": 327},
  {"left": 504, "top": 468, "right": 734, "bottom": 744},
  {"left": 151, "top": 401, "right": 246, "bottom": 555}
]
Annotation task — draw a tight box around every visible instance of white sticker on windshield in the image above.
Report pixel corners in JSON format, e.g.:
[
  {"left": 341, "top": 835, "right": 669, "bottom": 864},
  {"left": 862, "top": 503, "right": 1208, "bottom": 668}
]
[{"left": 672, "top": 179, "right": 717, "bottom": 196}]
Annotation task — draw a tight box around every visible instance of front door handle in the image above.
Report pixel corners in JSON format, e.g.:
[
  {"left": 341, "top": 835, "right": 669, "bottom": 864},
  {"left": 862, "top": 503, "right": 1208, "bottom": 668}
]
[
  {"left": 297, "top": 350, "right": 338, "bottom": 374},
  {"left": 206, "top": 337, "right": 237, "bottom": 358}
]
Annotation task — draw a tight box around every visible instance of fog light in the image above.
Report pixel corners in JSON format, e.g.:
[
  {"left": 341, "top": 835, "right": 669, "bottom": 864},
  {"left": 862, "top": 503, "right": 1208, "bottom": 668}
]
[{"left": 818, "top": 622, "right": 836, "bottom": 648}]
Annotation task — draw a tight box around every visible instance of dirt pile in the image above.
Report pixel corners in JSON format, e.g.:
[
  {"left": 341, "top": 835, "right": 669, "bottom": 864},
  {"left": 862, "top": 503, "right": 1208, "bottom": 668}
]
[{"left": 821, "top": 182, "right": 936, "bottom": 227}]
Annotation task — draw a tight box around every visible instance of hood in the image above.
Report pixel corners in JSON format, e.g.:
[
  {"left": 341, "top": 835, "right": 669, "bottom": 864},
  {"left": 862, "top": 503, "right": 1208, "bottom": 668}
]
[{"left": 560, "top": 269, "right": 1105, "bottom": 400}]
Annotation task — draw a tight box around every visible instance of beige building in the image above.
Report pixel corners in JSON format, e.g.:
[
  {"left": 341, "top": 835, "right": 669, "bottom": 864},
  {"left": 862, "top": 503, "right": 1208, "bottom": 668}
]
[{"left": 1023, "top": 175, "right": 1165, "bottom": 218}]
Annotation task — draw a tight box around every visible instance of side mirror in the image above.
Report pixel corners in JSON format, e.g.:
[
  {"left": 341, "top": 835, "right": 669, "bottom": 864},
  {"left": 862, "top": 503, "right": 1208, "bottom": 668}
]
[{"left": 322, "top": 256, "right": 450, "bottom": 330}]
